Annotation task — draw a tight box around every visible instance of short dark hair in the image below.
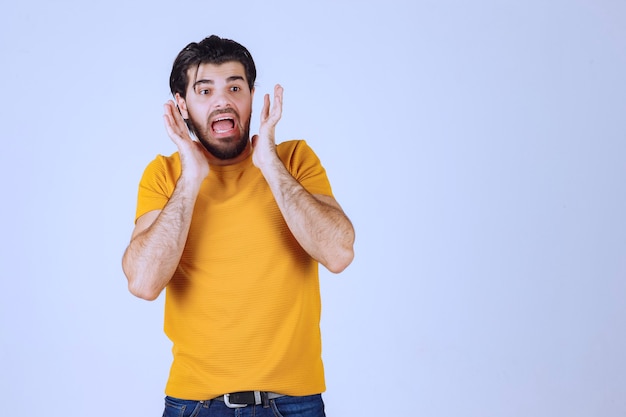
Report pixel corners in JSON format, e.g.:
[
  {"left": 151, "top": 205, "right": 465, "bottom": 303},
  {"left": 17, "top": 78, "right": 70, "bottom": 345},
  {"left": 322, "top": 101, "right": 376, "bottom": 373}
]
[{"left": 169, "top": 35, "right": 256, "bottom": 98}]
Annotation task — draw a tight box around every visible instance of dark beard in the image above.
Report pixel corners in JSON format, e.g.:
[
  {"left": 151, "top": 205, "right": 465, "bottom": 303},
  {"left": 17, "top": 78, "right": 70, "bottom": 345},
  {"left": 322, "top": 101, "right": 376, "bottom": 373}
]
[{"left": 186, "top": 117, "right": 251, "bottom": 160}]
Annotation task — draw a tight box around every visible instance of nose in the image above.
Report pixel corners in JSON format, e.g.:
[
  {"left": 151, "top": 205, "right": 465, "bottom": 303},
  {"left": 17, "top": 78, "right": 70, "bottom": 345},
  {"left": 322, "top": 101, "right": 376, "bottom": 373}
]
[{"left": 212, "top": 89, "right": 232, "bottom": 109}]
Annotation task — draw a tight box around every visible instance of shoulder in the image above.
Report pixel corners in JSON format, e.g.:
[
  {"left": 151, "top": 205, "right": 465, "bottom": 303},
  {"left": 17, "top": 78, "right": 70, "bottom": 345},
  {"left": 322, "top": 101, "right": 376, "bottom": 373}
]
[
  {"left": 150, "top": 151, "right": 181, "bottom": 169},
  {"left": 276, "top": 140, "right": 319, "bottom": 162},
  {"left": 276, "top": 140, "right": 332, "bottom": 195},
  {"left": 138, "top": 151, "right": 181, "bottom": 194},
  {"left": 142, "top": 152, "right": 181, "bottom": 178}
]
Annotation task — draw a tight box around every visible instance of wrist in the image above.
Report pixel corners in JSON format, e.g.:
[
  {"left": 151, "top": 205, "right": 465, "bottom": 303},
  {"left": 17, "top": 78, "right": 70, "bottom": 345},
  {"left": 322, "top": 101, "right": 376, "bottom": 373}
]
[
  {"left": 177, "top": 171, "right": 205, "bottom": 193},
  {"left": 253, "top": 145, "right": 279, "bottom": 171}
]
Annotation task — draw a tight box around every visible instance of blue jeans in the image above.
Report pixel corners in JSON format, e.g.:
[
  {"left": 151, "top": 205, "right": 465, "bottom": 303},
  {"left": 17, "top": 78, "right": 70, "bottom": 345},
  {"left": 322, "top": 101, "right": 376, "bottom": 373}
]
[{"left": 162, "top": 394, "right": 326, "bottom": 417}]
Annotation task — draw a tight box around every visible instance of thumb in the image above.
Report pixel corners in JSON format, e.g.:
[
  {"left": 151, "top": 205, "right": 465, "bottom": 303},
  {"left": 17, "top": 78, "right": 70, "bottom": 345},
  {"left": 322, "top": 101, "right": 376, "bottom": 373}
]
[{"left": 250, "top": 134, "right": 259, "bottom": 148}]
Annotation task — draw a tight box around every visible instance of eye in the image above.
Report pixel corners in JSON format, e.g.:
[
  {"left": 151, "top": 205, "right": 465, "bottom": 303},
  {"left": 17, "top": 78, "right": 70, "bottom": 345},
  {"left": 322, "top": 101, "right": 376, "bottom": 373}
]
[
  {"left": 230, "top": 86, "right": 241, "bottom": 92},
  {"left": 199, "top": 89, "right": 211, "bottom": 95}
]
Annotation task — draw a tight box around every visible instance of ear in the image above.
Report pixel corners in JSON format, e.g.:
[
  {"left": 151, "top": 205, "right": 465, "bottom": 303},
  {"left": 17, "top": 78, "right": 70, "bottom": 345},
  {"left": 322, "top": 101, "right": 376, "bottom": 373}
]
[{"left": 174, "top": 93, "right": 189, "bottom": 119}]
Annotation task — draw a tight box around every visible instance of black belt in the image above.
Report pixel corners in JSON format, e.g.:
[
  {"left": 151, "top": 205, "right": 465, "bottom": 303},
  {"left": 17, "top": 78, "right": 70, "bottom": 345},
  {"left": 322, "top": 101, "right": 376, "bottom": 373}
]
[{"left": 214, "top": 391, "right": 285, "bottom": 408}]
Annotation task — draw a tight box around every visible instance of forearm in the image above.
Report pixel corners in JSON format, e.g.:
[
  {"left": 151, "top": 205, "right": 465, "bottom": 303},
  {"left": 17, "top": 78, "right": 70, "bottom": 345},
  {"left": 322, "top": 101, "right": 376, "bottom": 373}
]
[
  {"left": 260, "top": 157, "right": 355, "bottom": 273},
  {"left": 251, "top": 85, "right": 354, "bottom": 271},
  {"left": 122, "top": 178, "right": 201, "bottom": 300}
]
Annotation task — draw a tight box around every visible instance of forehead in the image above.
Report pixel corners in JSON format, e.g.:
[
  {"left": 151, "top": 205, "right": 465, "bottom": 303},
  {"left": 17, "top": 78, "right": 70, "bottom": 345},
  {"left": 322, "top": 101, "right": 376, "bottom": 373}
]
[{"left": 188, "top": 61, "right": 247, "bottom": 87}]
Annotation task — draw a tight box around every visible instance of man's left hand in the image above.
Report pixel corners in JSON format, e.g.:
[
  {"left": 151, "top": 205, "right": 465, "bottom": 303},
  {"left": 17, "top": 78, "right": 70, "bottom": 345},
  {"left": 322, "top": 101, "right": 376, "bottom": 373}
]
[{"left": 251, "top": 84, "right": 283, "bottom": 169}]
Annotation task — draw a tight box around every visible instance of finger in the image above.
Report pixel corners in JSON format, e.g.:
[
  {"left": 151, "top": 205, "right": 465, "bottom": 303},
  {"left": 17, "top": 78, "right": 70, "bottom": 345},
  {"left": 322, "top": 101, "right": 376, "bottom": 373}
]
[
  {"left": 163, "top": 113, "right": 181, "bottom": 145},
  {"left": 163, "top": 102, "right": 178, "bottom": 129},
  {"left": 260, "top": 93, "right": 270, "bottom": 123},
  {"left": 163, "top": 101, "right": 190, "bottom": 146},
  {"left": 269, "top": 84, "right": 283, "bottom": 123},
  {"left": 274, "top": 84, "right": 283, "bottom": 107},
  {"left": 163, "top": 103, "right": 180, "bottom": 135},
  {"left": 164, "top": 101, "right": 187, "bottom": 130}
]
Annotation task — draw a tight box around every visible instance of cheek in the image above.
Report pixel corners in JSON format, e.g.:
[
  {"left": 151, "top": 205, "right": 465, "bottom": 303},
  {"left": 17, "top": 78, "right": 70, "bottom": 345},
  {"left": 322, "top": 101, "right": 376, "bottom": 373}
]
[
  {"left": 187, "top": 105, "right": 206, "bottom": 123},
  {"left": 239, "top": 103, "right": 253, "bottom": 122}
]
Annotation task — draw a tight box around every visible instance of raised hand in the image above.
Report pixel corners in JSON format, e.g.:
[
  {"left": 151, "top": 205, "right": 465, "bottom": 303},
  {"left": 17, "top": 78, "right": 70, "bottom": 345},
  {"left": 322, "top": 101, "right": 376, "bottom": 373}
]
[
  {"left": 163, "top": 100, "right": 210, "bottom": 185},
  {"left": 251, "top": 84, "right": 284, "bottom": 169}
]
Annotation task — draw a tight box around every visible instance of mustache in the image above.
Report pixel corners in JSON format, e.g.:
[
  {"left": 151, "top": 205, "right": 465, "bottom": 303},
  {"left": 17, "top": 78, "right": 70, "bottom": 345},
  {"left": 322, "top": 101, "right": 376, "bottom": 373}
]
[{"left": 209, "top": 108, "right": 240, "bottom": 121}]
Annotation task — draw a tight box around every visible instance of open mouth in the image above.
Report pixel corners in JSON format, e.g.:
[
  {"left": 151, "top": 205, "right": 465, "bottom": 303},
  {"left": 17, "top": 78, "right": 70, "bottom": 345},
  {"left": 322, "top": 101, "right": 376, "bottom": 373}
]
[{"left": 211, "top": 117, "right": 236, "bottom": 134}]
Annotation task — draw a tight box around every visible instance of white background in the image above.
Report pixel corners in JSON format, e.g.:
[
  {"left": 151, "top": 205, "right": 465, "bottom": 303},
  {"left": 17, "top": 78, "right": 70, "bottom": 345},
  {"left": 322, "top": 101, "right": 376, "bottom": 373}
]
[{"left": 1, "top": 1, "right": 625, "bottom": 416}]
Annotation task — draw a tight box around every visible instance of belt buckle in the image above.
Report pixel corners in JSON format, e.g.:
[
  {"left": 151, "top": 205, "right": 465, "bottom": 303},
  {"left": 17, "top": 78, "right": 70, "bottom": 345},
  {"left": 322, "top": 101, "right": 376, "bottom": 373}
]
[
  {"left": 224, "top": 393, "right": 247, "bottom": 408},
  {"left": 224, "top": 392, "right": 262, "bottom": 408}
]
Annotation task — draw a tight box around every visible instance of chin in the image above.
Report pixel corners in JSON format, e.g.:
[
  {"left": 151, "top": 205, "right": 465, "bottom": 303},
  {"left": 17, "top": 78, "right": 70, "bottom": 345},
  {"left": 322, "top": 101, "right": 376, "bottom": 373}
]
[{"left": 201, "top": 136, "right": 249, "bottom": 160}]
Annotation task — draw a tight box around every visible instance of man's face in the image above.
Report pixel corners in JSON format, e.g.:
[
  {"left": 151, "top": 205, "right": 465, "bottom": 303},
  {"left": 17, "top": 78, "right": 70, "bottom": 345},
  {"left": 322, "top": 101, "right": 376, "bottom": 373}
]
[{"left": 176, "top": 61, "right": 254, "bottom": 161}]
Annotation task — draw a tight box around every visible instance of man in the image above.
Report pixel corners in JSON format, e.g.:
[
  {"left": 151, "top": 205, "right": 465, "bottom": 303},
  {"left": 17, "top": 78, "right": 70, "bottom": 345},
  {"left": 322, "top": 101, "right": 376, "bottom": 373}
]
[{"left": 122, "top": 35, "right": 355, "bottom": 417}]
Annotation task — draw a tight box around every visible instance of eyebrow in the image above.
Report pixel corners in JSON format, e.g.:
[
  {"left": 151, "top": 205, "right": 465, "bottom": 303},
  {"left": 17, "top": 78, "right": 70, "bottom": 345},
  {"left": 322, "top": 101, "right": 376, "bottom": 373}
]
[{"left": 193, "top": 75, "right": 246, "bottom": 88}]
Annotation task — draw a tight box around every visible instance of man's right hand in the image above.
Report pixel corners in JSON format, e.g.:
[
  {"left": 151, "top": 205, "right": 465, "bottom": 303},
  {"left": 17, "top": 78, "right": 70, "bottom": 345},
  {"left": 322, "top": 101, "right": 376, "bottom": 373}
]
[
  {"left": 123, "top": 102, "right": 209, "bottom": 301},
  {"left": 163, "top": 100, "right": 210, "bottom": 184}
]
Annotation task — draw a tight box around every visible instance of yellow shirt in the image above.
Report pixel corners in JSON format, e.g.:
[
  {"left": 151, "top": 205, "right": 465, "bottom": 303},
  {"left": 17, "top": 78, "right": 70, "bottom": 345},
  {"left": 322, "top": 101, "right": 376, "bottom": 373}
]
[{"left": 135, "top": 140, "right": 333, "bottom": 400}]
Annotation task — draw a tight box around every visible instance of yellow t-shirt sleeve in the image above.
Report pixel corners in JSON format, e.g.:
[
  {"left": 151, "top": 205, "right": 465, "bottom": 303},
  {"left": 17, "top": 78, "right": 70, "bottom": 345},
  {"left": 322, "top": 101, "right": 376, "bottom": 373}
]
[
  {"left": 278, "top": 140, "right": 333, "bottom": 197},
  {"left": 134, "top": 153, "right": 181, "bottom": 222}
]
